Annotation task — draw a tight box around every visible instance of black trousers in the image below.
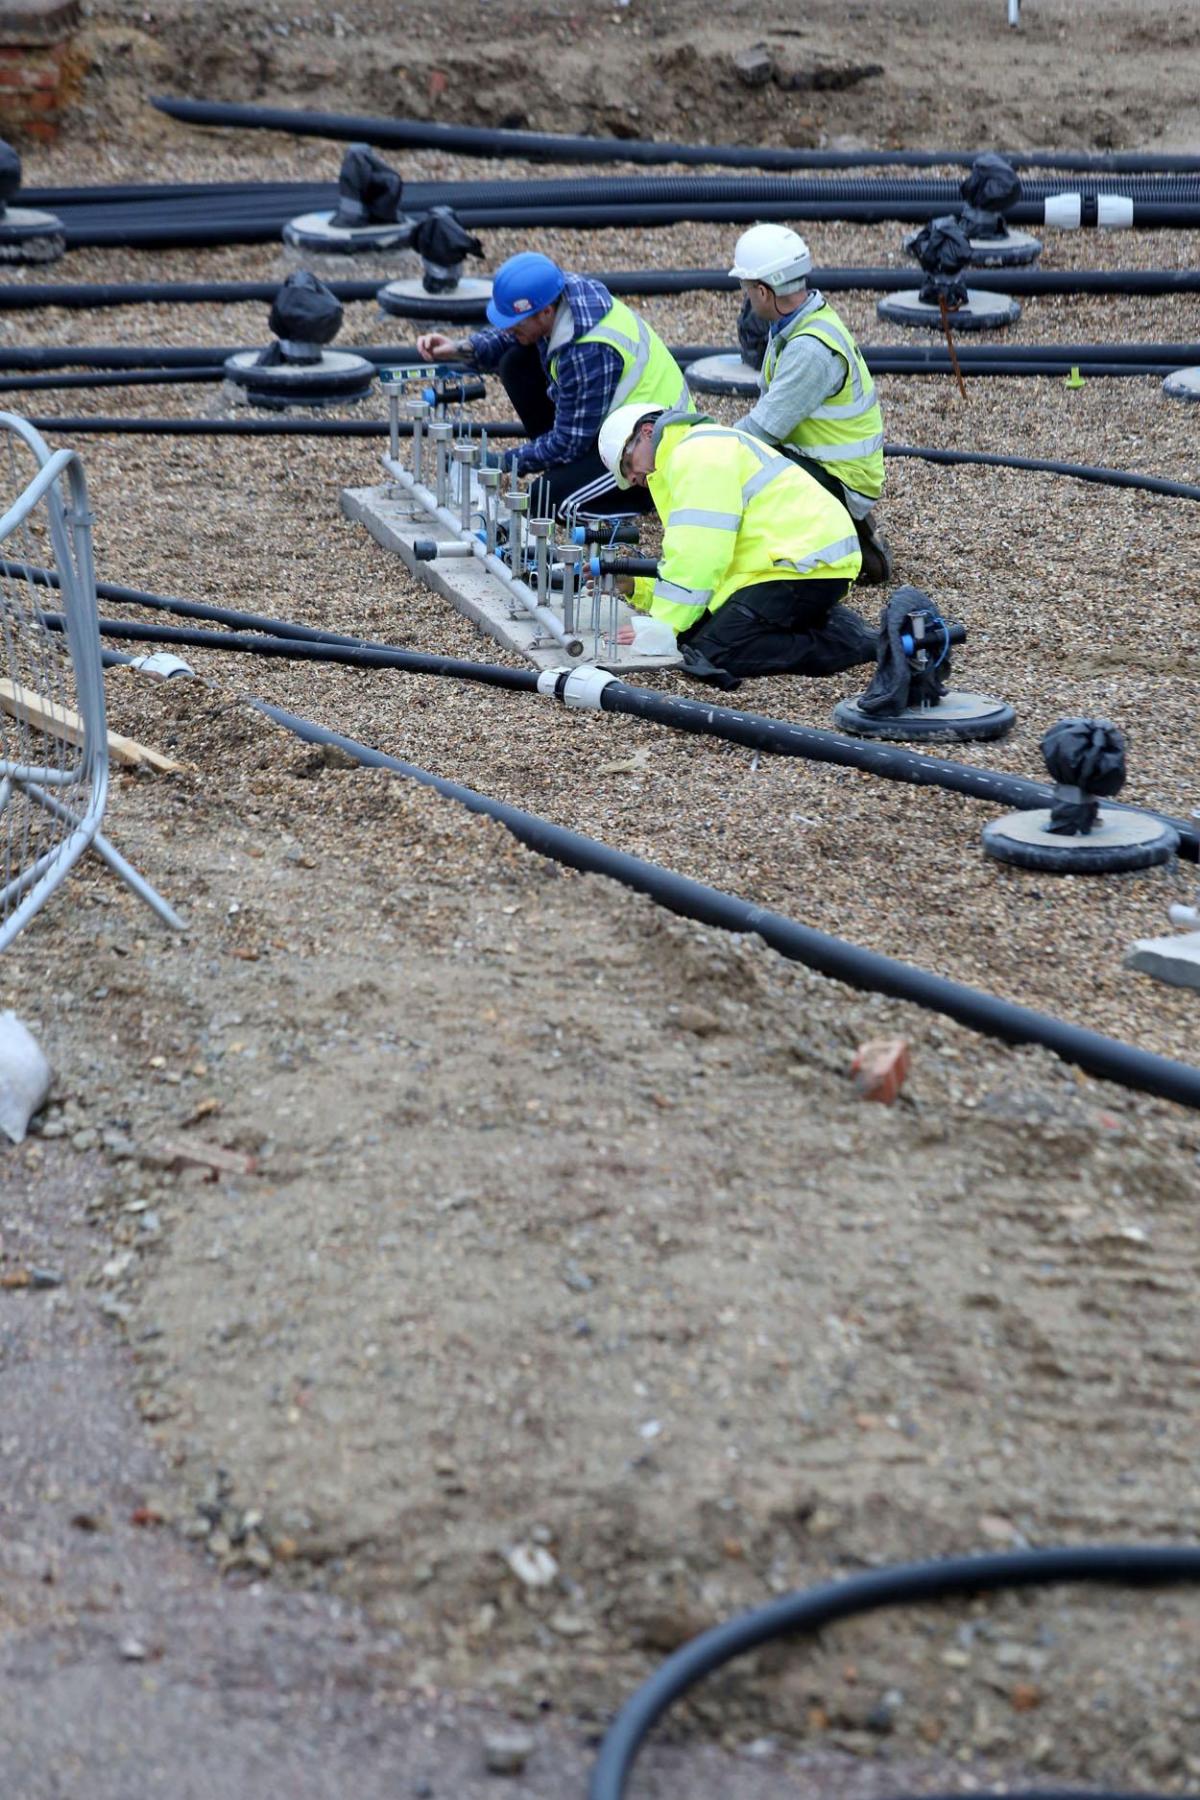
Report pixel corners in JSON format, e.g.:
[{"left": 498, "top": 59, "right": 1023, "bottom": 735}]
[
  {"left": 678, "top": 578, "right": 878, "bottom": 686},
  {"left": 496, "top": 343, "right": 654, "bottom": 518}
]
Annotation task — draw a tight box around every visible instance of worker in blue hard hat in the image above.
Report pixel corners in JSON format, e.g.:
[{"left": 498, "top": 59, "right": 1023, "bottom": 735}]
[{"left": 417, "top": 249, "right": 689, "bottom": 517}]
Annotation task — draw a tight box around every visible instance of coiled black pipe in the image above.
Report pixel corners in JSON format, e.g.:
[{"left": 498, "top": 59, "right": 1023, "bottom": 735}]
[
  {"left": 252, "top": 703, "right": 1200, "bottom": 1111},
  {"left": 9, "top": 267, "right": 1200, "bottom": 313},
  {"left": 588, "top": 1547, "right": 1200, "bottom": 1800},
  {"left": 18, "top": 558, "right": 1193, "bottom": 859},
  {"left": 147, "top": 100, "right": 1200, "bottom": 176}
]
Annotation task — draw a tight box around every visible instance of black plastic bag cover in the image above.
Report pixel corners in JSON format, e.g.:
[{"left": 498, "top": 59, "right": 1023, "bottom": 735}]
[
  {"left": 856, "top": 586, "right": 951, "bottom": 716},
  {"left": 910, "top": 215, "right": 973, "bottom": 276},
  {"left": 333, "top": 142, "right": 405, "bottom": 226},
  {"left": 0, "top": 139, "right": 19, "bottom": 210},
  {"left": 1041, "top": 716, "right": 1126, "bottom": 834},
  {"left": 737, "top": 294, "right": 770, "bottom": 370},
  {"left": 262, "top": 271, "right": 343, "bottom": 362},
  {"left": 961, "top": 152, "right": 1022, "bottom": 216},
  {"left": 412, "top": 206, "right": 484, "bottom": 291}
]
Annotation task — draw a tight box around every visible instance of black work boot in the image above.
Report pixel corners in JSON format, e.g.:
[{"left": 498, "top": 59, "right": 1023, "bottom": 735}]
[{"left": 855, "top": 511, "right": 892, "bottom": 586}]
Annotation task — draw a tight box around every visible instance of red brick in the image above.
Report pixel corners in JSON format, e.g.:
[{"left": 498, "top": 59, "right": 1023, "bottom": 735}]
[{"left": 849, "top": 1035, "right": 911, "bottom": 1105}]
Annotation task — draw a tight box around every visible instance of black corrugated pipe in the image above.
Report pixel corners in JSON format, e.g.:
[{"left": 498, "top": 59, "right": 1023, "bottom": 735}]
[
  {"left": 72, "top": 605, "right": 1198, "bottom": 862},
  {"left": 588, "top": 1547, "right": 1200, "bottom": 1800},
  {"left": 146, "top": 99, "right": 1200, "bottom": 176},
  {"left": 10, "top": 267, "right": 1200, "bottom": 312},
  {"left": 252, "top": 702, "right": 1200, "bottom": 1112}
]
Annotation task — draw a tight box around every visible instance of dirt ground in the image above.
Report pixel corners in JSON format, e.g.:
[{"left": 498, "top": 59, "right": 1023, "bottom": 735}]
[{"left": 3, "top": 3, "right": 1200, "bottom": 1797}]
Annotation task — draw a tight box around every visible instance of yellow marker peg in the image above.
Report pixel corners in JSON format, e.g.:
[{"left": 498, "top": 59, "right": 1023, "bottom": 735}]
[{"left": 1064, "top": 365, "right": 1085, "bottom": 388}]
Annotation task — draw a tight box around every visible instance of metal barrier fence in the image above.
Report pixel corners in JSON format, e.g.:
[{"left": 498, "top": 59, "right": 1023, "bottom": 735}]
[{"left": 0, "top": 411, "right": 180, "bottom": 949}]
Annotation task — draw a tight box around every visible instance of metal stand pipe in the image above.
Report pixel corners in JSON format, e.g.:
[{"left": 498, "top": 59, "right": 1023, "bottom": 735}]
[{"left": 382, "top": 453, "right": 583, "bottom": 656}]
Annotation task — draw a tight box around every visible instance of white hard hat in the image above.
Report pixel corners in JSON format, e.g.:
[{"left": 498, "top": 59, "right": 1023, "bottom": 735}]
[
  {"left": 598, "top": 402, "right": 665, "bottom": 487},
  {"left": 728, "top": 224, "right": 813, "bottom": 288}
]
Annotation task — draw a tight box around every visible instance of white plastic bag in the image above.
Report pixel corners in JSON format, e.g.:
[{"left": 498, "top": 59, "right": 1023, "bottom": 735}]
[{"left": 0, "top": 1011, "right": 51, "bottom": 1143}]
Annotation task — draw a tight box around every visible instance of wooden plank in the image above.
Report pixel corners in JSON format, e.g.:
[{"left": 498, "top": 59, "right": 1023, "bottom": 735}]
[{"left": 0, "top": 678, "right": 183, "bottom": 775}]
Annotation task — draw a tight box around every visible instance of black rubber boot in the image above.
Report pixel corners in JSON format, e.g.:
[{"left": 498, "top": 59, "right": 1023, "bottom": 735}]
[{"left": 855, "top": 511, "right": 893, "bottom": 586}]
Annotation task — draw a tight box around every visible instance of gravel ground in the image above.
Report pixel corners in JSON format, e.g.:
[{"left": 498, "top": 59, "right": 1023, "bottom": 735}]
[{"left": 4, "top": 2, "right": 1200, "bottom": 1795}]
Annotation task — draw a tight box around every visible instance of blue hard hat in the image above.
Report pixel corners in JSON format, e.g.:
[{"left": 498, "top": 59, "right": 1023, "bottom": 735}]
[{"left": 485, "top": 251, "right": 565, "bottom": 328}]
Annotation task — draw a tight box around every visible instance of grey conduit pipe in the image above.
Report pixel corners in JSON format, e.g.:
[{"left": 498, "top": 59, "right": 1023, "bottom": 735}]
[
  {"left": 70, "top": 607, "right": 1198, "bottom": 863},
  {"left": 252, "top": 702, "right": 1200, "bottom": 1113},
  {"left": 147, "top": 99, "right": 1200, "bottom": 175},
  {"left": 589, "top": 1546, "right": 1200, "bottom": 1800}
]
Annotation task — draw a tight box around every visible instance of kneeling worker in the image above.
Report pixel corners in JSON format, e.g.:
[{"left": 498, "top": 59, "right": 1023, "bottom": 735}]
[
  {"left": 597, "top": 403, "right": 878, "bottom": 686},
  {"left": 729, "top": 225, "right": 891, "bottom": 584},
  {"left": 417, "top": 251, "right": 688, "bottom": 518}
]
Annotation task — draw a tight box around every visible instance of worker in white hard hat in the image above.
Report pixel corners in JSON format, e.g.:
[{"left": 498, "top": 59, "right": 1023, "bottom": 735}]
[
  {"left": 728, "top": 224, "right": 891, "bottom": 584},
  {"left": 595, "top": 401, "right": 877, "bottom": 688}
]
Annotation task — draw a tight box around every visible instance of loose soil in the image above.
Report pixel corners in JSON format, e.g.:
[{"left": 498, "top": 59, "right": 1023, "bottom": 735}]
[{"left": 2, "top": 4, "right": 1200, "bottom": 1797}]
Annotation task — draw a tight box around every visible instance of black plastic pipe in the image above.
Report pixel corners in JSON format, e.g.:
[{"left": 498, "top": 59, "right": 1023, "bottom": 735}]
[
  {"left": 40, "top": 166, "right": 1200, "bottom": 211},
  {"left": 885, "top": 443, "right": 1200, "bottom": 502},
  {"left": 16, "top": 416, "right": 526, "bottom": 438},
  {"left": 0, "top": 367, "right": 224, "bottom": 393},
  {"left": 43, "top": 613, "right": 541, "bottom": 691},
  {"left": 588, "top": 1547, "right": 1200, "bottom": 1800},
  {"left": 250, "top": 703, "right": 1200, "bottom": 1112},
  {"left": 95, "top": 596, "right": 1190, "bottom": 857},
  {"left": 146, "top": 99, "right": 1200, "bottom": 176},
  {"left": 10, "top": 267, "right": 1200, "bottom": 313},
  {"left": 0, "top": 340, "right": 1187, "bottom": 374}
]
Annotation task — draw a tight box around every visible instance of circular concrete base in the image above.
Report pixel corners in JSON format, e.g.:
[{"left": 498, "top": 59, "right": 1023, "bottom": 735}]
[
  {"left": 683, "top": 353, "right": 762, "bottom": 397},
  {"left": 983, "top": 807, "right": 1179, "bottom": 873},
  {"left": 282, "top": 210, "right": 417, "bottom": 254},
  {"left": 903, "top": 228, "right": 1042, "bottom": 268},
  {"left": 877, "top": 289, "right": 1021, "bottom": 331},
  {"left": 377, "top": 275, "right": 494, "bottom": 322},
  {"left": 1163, "top": 366, "right": 1200, "bottom": 402},
  {"left": 833, "top": 689, "right": 1016, "bottom": 743},
  {"left": 222, "top": 348, "right": 376, "bottom": 410},
  {"left": 0, "top": 206, "right": 65, "bottom": 263}
]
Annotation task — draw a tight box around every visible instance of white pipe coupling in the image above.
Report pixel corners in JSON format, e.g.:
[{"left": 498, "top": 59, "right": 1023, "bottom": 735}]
[
  {"left": 1043, "top": 193, "right": 1082, "bottom": 230},
  {"left": 1097, "top": 194, "right": 1134, "bottom": 229},
  {"left": 536, "top": 666, "right": 617, "bottom": 710},
  {"left": 1043, "top": 192, "right": 1134, "bottom": 230}
]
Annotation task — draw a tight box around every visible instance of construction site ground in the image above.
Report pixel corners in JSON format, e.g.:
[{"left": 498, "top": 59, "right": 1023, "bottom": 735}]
[{"left": 3, "top": 2, "right": 1200, "bottom": 1795}]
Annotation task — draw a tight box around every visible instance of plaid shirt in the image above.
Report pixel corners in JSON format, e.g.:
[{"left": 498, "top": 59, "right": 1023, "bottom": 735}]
[{"left": 468, "top": 273, "right": 622, "bottom": 473}]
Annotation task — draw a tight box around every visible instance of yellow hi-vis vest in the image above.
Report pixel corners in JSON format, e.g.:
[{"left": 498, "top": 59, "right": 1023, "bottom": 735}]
[
  {"left": 761, "top": 296, "right": 885, "bottom": 500},
  {"left": 630, "top": 413, "right": 862, "bottom": 634},
  {"left": 549, "top": 295, "right": 689, "bottom": 413}
]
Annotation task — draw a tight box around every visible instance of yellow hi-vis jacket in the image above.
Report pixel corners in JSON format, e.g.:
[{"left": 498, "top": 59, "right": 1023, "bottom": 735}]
[
  {"left": 549, "top": 295, "right": 689, "bottom": 413},
  {"left": 629, "top": 413, "right": 862, "bottom": 634},
  {"left": 761, "top": 296, "right": 885, "bottom": 501}
]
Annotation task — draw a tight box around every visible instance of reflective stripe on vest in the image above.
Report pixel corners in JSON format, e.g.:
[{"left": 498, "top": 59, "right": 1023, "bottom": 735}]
[
  {"left": 552, "top": 296, "right": 689, "bottom": 414},
  {"left": 761, "top": 299, "right": 885, "bottom": 493},
  {"left": 652, "top": 575, "right": 712, "bottom": 611},
  {"left": 775, "top": 534, "right": 861, "bottom": 574}
]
